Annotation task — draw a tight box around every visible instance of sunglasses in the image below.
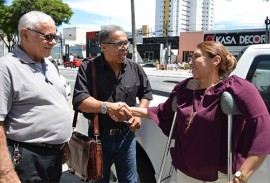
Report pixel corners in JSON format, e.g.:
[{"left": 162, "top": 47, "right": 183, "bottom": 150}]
[
  {"left": 102, "top": 40, "right": 130, "bottom": 48},
  {"left": 26, "top": 28, "right": 59, "bottom": 42}
]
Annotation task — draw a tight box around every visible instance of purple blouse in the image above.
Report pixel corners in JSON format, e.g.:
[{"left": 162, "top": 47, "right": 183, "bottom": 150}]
[{"left": 147, "top": 75, "right": 270, "bottom": 181}]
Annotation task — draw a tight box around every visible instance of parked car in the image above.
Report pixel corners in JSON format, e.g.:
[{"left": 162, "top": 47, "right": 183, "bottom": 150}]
[{"left": 64, "top": 58, "right": 82, "bottom": 68}]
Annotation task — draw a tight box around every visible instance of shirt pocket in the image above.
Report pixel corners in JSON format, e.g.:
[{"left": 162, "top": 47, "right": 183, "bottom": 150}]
[{"left": 124, "top": 84, "right": 139, "bottom": 106}]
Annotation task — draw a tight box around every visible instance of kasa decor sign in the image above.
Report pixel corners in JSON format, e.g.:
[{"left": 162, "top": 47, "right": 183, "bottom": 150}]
[{"left": 204, "top": 31, "right": 266, "bottom": 46}]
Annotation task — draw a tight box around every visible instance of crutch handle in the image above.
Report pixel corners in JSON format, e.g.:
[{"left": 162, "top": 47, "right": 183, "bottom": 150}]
[
  {"left": 172, "top": 95, "right": 177, "bottom": 112},
  {"left": 221, "top": 91, "right": 241, "bottom": 115}
]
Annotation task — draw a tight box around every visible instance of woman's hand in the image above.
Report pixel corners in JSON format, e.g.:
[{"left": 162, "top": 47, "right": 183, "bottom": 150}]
[{"left": 228, "top": 177, "right": 245, "bottom": 183}]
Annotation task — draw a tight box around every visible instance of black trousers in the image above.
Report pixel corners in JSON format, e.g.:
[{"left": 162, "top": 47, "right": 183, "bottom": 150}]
[{"left": 8, "top": 142, "right": 64, "bottom": 183}]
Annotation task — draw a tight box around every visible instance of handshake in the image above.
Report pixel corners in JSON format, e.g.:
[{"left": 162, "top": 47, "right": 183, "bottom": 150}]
[{"left": 105, "top": 102, "right": 141, "bottom": 132}]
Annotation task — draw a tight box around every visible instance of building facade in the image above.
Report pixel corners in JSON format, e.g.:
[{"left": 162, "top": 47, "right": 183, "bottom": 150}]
[
  {"left": 51, "top": 27, "right": 96, "bottom": 61},
  {"left": 63, "top": 27, "right": 93, "bottom": 45},
  {"left": 155, "top": 0, "right": 214, "bottom": 37},
  {"left": 141, "top": 25, "right": 153, "bottom": 37},
  {"left": 179, "top": 29, "right": 266, "bottom": 63}
]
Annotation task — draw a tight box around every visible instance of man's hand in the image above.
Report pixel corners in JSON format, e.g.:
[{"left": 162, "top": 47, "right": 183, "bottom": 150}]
[
  {"left": 127, "top": 117, "right": 141, "bottom": 132},
  {"left": 107, "top": 102, "right": 132, "bottom": 122},
  {"left": 0, "top": 170, "right": 21, "bottom": 183},
  {"left": 0, "top": 122, "right": 20, "bottom": 182}
]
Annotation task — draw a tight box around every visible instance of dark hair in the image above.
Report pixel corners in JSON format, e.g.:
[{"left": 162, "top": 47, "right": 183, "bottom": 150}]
[
  {"left": 197, "top": 41, "right": 237, "bottom": 78},
  {"left": 99, "top": 25, "right": 124, "bottom": 43}
]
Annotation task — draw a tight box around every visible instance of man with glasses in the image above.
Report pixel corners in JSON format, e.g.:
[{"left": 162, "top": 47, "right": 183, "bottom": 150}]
[
  {"left": 73, "top": 25, "right": 153, "bottom": 182},
  {"left": 0, "top": 11, "right": 72, "bottom": 183}
]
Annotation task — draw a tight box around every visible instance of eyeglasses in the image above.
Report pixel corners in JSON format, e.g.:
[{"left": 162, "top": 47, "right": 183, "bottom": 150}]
[
  {"left": 26, "top": 28, "right": 59, "bottom": 42},
  {"left": 102, "top": 41, "right": 130, "bottom": 48}
]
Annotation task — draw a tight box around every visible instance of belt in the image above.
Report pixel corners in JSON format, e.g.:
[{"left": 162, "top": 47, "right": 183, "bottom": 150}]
[
  {"left": 103, "top": 128, "right": 128, "bottom": 136},
  {"left": 7, "top": 139, "right": 66, "bottom": 150}
]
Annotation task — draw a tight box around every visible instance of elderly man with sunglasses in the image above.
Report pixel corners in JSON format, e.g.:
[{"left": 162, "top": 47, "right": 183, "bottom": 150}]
[
  {"left": 0, "top": 11, "right": 72, "bottom": 183},
  {"left": 73, "top": 25, "right": 153, "bottom": 183}
]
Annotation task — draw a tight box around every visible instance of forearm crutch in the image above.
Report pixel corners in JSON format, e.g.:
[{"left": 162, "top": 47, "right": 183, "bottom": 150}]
[
  {"left": 157, "top": 96, "right": 177, "bottom": 183},
  {"left": 221, "top": 91, "right": 241, "bottom": 182}
]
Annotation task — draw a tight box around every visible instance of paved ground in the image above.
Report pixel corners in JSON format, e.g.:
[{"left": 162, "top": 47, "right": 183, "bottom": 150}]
[
  {"left": 59, "top": 63, "right": 192, "bottom": 78},
  {"left": 141, "top": 64, "right": 192, "bottom": 78}
]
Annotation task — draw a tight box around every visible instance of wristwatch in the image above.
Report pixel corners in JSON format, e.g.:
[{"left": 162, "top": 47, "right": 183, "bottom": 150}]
[
  {"left": 101, "top": 102, "right": 107, "bottom": 114},
  {"left": 235, "top": 170, "right": 248, "bottom": 183}
]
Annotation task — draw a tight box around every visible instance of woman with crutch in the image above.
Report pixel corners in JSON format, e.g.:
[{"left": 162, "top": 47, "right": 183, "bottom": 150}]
[{"left": 125, "top": 41, "right": 270, "bottom": 183}]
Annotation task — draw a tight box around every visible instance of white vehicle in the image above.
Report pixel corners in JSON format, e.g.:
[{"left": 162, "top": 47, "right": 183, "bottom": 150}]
[{"left": 134, "top": 44, "right": 270, "bottom": 183}]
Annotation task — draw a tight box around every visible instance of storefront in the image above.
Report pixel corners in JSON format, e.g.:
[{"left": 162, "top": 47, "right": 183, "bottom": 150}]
[
  {"left": 205, "top": 29, "right": 266, "bottom": 57},
  {"left": 179, "top": 29, "right": 266, "bottom": 62}
]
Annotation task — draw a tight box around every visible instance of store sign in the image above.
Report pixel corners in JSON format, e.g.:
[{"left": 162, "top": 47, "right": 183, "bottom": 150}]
[{"left": 204, "top": 31, "right": 266, "bottom": 46}]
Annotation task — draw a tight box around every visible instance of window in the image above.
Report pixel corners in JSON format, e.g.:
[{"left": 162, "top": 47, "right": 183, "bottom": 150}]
[{"left": 246, "top": 55, "right": 270, "bottom": 112}]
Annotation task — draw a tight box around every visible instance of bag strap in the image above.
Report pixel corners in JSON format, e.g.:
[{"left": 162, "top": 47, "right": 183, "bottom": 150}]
[
  {"left": 91, "top": 61, "right": 100, "bottom": 136},
  {"left": 72, "top": 60, "right": 100, "bottom": 136},
  {"left": 72, "top": 110, "right": 78, "bottom": 127}
]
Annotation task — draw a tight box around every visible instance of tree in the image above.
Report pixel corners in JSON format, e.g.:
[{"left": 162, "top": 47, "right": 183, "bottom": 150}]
[
  {"left": 0, "top": 0, "right": 73, "bottom": 52},
  {"left": 0, "top": 0, "right": 5, "bottom": 6}
]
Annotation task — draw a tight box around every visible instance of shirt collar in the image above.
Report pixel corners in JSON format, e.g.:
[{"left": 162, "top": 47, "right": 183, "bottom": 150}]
[{"left": 13, "top": 45, "right": 45, "bottom": 64}]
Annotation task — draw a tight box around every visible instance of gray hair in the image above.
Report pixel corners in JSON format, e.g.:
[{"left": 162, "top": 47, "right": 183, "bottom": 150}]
[
  {"left": 18, "top": 11, "right": 55, "bottom": 38},
  {"left": 99, "top": 25, "right": 125, "bottom": 43}
]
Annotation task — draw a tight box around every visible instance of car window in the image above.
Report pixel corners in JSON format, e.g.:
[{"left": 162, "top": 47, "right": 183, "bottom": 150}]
[{"left": 246, "top": 55, "right": 270, "bottom": 112}]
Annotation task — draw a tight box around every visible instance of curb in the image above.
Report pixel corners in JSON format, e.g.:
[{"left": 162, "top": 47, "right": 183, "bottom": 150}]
[
  {"left": 142, "top": 67, "right": 192, "bottom": 78},
  {"left": 59, "top": 65, "right": 192, "bottom": 78}
]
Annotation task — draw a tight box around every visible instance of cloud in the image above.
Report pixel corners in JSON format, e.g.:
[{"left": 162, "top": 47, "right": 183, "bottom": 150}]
[
  {"left": 214, "top": 0, "right": 270, "bottom": 30},
  {"left": 62, "top": 0, "right": 156, "bottom": 32}
]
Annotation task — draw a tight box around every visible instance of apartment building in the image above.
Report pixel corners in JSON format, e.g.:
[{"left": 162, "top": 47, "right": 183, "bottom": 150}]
[{"left": 155, "top": 0, "right": 214, "bottom": 37}]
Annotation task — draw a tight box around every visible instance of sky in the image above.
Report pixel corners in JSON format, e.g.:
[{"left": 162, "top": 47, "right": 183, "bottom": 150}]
[
  {"left": 59, "top": 0, "right": 270, "bottom": 33},
  {"left": 5, "top": 0, "right": 270, "bottom": 33}
]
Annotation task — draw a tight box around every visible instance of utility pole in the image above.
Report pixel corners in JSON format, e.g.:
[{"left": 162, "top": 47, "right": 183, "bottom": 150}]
[
  {"left": 265, "top": 16, "right": 270, "bottom": 43},
  {"left": 131, "top": 0, "right": 138, "bottom": 63},
  {"left": 165, "top": 20, "right": 169, "bottom": 65}
]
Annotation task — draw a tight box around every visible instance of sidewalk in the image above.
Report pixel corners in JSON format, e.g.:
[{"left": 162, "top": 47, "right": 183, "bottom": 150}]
[
  {"left": 142, "top": 65, "right": 192, "bottom": 78},
  {"left": 59, "top": 64, "right": 192, "bottom": 78}
]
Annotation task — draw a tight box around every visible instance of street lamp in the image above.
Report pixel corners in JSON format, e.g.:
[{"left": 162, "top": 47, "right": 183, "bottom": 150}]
[{"left": 265, "top": 16, "right": 270, "bottom": 43}]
